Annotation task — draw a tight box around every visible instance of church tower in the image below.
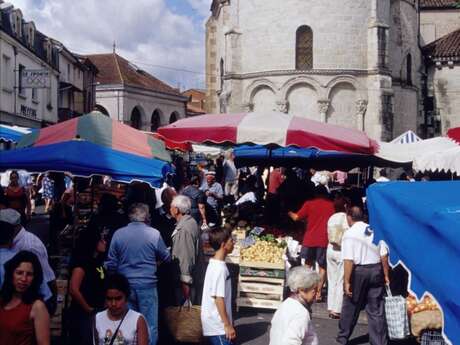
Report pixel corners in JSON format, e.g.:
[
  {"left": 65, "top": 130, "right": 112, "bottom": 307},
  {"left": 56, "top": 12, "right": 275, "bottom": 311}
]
[{"left": 205, "top": 0, "right": 422, "bottom": 141}]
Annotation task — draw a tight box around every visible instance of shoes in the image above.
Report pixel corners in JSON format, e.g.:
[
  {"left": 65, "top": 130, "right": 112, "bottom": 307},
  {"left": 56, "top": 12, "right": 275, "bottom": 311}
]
[{"left": 329, "top": 313, "right": 341, "bottom": 319}]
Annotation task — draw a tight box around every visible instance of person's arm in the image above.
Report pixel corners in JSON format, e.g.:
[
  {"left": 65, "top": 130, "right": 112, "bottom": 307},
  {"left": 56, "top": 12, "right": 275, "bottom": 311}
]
[
  {"left": 198, "top": 202, "right": 207, "bottom": 224},
  {"left": 288, "top": 202, "right": 308, "bottom": 222},
  {"left": 136, "top": 315, "right": 149, "bottom": 345},
  {"left": 343, "top": 259, "right": 354, "bottom": 298},
  {"left": 381, "top": 254, "right": 390, "bottom": 285},
  {"left": 69, "top": 267, "right": 94, "bottom": 313},
  {"left": 214, "top": 297, "right": 236, "bottom": 341},
  {"left": 24, "top": 187, "right": 31, "bottom": 217},
  {"left": 155, "top": 234, "right": 171, "bottom": 263},
  {"left": 31, "top": 300, "right": 50, "bottom": 345},
  {"left": 105, "top": 236, "right": 119, "bottom": 272}
]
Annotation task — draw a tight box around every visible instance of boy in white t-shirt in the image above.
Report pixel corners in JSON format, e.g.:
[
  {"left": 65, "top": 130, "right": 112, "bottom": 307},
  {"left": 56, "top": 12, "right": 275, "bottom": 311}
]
[{"left": 201, "top": 227, "right": 236, "bottom": 345}]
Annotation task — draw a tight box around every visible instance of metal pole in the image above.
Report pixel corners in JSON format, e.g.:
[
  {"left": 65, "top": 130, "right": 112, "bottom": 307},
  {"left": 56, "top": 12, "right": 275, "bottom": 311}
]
[{"left": 13, "top": 46, "right": 18, "bottom": 118}]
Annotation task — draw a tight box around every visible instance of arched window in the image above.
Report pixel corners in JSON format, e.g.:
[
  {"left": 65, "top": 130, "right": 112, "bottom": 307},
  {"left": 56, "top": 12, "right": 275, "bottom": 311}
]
[
  {"left": 151, "top": 110, "right": 161, "bottom": 132},
  {"left": 131, "top": 107, "right": 142, "bottom": 129},
  {"left": 220, "top": 58, "right": 224, "bottom": 90},
  {"left": 296, "top": 26, "right": 313, "bottom": 70},
  {"left": 169, "top": 112, "right": 179, "bottom": 124},
  {"left": 406, "top": 54, "right": 412, "bottom": 86},
  {"left": 94, "top": 104, "right": 110, "bottom": 116}
]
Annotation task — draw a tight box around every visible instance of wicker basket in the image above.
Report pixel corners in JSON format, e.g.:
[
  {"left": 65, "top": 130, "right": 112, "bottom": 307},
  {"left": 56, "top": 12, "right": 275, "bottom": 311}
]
[{"left": 164, "top": 305, "right": 203, "bottom": 343}]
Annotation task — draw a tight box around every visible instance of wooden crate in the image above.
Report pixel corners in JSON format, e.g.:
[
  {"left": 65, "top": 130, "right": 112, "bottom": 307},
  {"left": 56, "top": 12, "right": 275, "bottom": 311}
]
[{"left": 237, "top": 273, "right": 284, "bottom": 311}]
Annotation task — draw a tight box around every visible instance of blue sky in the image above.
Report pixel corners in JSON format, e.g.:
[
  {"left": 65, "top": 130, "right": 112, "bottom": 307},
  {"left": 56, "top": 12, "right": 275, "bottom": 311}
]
[{"left": 11, "top": 0, "right": 211, "bottom": 90}]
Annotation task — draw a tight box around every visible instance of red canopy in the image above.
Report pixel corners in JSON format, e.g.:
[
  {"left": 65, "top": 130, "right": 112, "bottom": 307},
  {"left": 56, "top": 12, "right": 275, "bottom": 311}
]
[
  {"left": 158, "top": 111, "right": 378, "bottom": 154},
  {"left": 147, "top": 132, "right": 192, "bottom": 152},
  {"left": 447, "top": 127, "right": 460, "bottom": 144}
]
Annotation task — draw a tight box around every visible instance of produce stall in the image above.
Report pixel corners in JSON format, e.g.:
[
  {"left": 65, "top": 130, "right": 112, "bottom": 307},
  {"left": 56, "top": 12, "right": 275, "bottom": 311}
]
[{"left": 237, "top": 236, "right": 286, "bottom": 310}]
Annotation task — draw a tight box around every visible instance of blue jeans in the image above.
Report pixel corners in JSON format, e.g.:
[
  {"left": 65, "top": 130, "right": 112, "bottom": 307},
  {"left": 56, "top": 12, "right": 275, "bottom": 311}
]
[
  {"left": 206, "top": 335, "right": 234, "bottom": 345},
  {"left": 129, "top": 286, "right": 158, "bottom": 345}
]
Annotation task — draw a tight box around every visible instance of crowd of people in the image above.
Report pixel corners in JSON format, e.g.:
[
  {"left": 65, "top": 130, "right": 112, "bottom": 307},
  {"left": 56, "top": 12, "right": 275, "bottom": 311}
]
[{"left": 0, "top": 158, "right": 415, "bottom": 345}]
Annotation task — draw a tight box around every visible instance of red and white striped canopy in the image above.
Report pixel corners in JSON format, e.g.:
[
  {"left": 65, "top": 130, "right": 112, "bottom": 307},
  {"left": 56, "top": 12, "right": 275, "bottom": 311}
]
[{"left": 158, "top": 111, "right": 378, "bottom": 155}]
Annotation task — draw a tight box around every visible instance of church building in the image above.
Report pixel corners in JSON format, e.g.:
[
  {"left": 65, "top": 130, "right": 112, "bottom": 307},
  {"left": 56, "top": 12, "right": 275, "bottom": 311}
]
[{"left": 205, "top": 0, "right": 460, "bottom": 140}]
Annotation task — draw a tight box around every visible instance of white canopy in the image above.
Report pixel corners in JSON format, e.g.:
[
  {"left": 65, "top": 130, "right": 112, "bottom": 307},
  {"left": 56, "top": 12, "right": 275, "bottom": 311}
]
[
  {"left": 413, "top": 147, "right": 460, "bottom": 174},
  {"left": 375, "top": 137, "right": 458, "bottom": 163}
]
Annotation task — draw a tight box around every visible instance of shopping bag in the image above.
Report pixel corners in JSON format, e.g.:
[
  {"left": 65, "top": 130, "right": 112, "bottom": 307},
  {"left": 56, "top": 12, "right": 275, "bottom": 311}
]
[
  {"left": 384, "top": 285, "right": 410, "bottom": 340},
  {"left": 164, "top": 304, "right": 203, "bottom": 343}
]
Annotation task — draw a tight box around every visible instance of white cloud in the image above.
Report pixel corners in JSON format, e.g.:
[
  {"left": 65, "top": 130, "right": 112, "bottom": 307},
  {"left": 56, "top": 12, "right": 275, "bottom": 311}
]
[{"left": 10, "top": 0, "right": 208, "bottom": 90}]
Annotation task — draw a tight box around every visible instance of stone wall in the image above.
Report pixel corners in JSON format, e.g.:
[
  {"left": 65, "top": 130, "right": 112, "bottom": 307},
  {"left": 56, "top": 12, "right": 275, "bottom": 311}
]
[
  {"left": 420, "top": 9, "right": 460, "bottom": 45},
  {"left": 95, "top": 86, "right": 186, "bottom": 131},
  {"left": 428, "top": 64, "right": 460, "bottom": 134},
  {"left": 205, "top": 0, "right": 422, "bottom": 141}
]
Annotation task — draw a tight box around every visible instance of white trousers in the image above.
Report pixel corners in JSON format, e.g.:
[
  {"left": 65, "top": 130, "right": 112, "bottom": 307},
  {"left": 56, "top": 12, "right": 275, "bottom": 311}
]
[{"left": 327, "top": 244, "right": 344, "bottom": 314}]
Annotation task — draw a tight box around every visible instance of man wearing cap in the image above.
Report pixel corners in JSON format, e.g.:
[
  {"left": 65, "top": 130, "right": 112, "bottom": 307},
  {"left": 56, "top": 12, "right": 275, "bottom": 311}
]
[
  {"left": 0, "top": 208, "right": 57, "bottom": 313},
  {"left": 200, "top": 171, "right": 223, "bottom": 225}
]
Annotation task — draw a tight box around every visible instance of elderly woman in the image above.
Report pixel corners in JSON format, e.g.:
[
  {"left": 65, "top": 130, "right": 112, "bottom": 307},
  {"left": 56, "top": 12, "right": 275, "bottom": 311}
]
[
  {"left": 269, "top": 267, "right": 320, "bottom": 345},
  {"left": 169, "top": 195, "right": 204, "bottom": 305}
]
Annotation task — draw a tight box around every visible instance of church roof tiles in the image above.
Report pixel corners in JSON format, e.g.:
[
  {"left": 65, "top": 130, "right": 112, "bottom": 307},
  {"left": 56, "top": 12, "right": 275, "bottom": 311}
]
[
  {"left": 420, "top": 0, "right": 459, "bottom": 9},
  {"left": 87, "top": 53, "right": 181, "bottom": 96}
]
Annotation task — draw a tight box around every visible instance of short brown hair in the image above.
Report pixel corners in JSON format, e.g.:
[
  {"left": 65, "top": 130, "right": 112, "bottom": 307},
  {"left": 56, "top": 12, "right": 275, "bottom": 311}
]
[{"left": 209, "top": 227, "right": 232, "bottom": 251}]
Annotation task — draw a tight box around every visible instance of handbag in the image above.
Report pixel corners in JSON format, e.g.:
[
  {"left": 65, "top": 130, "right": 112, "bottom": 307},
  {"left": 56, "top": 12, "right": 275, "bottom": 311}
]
[
  {"left": 164, "top": 303, "right": 203, "bottom": 343},
  {"left": 384, "top": 285, "right": 410, "bottom": 340}
]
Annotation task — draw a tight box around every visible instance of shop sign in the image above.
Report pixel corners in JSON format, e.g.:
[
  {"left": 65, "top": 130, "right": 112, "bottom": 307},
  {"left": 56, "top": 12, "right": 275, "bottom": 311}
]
[{"left": 21, "top": 69, "right": 50, "bottom": 88}]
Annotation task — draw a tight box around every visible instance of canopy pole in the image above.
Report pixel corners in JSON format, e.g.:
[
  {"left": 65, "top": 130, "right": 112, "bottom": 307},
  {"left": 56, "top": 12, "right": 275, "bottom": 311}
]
[{"left": 72, "top": 178, "right": 78, "bottom": 249}]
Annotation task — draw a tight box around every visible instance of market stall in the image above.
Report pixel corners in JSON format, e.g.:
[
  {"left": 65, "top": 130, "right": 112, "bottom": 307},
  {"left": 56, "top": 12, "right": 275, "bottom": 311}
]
[
  {"left": 367, "top": 181, "right": 460, "bottom": 344},
  {"left": 158, "top": 111, "right": 378, "bottom": 154}
]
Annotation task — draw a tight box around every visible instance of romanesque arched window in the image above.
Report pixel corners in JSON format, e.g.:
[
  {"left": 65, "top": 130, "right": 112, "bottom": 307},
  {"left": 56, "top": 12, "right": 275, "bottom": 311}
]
[
  {"left": 131, "top": 107, "right": 142, "bottom": 129},
  {"left": 296, "top": 26, "right": 313, "bottom": 70},
  {"left": 406, "top": 53, "right": 412, "bottom": 86},
  {"left": 151, "top": 109, "right": 161, "bottom": 132},
  {"left": 169, "top": 111, "right": 179, "bottom": 124}
]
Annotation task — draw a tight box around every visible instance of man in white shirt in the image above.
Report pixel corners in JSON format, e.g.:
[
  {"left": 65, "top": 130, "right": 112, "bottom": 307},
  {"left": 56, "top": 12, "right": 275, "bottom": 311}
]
[
  {"left": 201, "top": 227, "right": 235, "bottom": 345},
  {"left": 337, "top": 206, "right": 390, "bottom": 345},
  {"left": 0, "top": 208, "right": 56, "bottom": 313}
]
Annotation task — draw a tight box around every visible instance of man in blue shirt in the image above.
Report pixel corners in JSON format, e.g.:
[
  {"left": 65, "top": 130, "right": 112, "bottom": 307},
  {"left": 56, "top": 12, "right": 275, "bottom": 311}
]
[
  {"left": 201, "top": 171, "right": 224, "bottom": 226},
  {"left": 106, "top": 203, "right": 171, "bottom": 345}
]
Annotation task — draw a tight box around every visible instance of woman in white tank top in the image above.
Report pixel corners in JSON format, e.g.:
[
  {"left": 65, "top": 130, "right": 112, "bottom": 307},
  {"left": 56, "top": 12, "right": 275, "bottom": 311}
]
[{"left": 94, "top": 274, "right": 148, "bottom": 345}]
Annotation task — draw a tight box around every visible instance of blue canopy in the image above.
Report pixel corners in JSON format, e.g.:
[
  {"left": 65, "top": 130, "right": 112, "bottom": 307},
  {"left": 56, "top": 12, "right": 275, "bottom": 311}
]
[
  {"left": 0, "top": 140, "right": 168, "bottom": 187},
  {"left": 367, "top": 181, "right": 460, "bottom": 345},
  {"left": 234, "top": 145, "right": 373, "bottom": 169},
  {"left": 0, "top": 125, "right": 33, "bottom": 143}
]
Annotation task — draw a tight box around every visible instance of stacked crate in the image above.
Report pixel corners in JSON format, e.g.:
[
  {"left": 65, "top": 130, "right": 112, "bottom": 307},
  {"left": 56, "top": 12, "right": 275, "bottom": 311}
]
[{"left": 237, "top": 261, "right": 285, "bottom": 311}]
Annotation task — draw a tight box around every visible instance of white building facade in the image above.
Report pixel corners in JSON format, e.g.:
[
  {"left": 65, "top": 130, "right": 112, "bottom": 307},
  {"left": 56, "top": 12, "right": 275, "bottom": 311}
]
[
  {"left": 206, "top": 0, "right": 423, "bottom": 141},
  {"left": 88, "top": 53, "right": 188, "bottom": 132},
  {"left": 0, "top": 3, "right": 59, "bottom": 128}
]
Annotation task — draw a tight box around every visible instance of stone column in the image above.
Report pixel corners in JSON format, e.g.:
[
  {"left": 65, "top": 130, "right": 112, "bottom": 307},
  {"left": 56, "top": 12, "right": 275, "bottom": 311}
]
[
  {"left": 318, "top": 100, "right": 330, "bottom": 123},
  {"left": 356, "top": 100, "right": 368, "bottom": 131}
]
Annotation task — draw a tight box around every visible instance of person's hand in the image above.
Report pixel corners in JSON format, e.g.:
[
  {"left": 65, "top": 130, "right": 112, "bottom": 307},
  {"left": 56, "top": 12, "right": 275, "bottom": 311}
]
[
  {"left": 224, "top": 324, "right": 236, "bottom": 341},
  {"left": 205, "top": 191, "right": 211, "bottom": 197},
  {"left": 344, "top": 282, "right": 352, "bottom": 298}
]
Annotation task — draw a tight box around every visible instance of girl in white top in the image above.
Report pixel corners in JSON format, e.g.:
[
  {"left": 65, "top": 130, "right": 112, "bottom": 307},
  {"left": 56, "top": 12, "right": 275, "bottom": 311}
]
[
  {"left": 94, "top": 274, "right": 148, "bottom": 345},
  {"left": 269, "top": 267, "right": 320, "bottom": 345}
]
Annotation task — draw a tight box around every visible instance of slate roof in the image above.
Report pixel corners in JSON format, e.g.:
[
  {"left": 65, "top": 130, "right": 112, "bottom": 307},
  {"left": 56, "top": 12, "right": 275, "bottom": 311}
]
[
  {"left": 424, "top": 28, "right": 460, "bottom": 60},
  {"left": 87, "top": 53, "right": 181, "bottom": 96},
  {"left": 420, "top": 0, "right": 459, "bottom": 9}
]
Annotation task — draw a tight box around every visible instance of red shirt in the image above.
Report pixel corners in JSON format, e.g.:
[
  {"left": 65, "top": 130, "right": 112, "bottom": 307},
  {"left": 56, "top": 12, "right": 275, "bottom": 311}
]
[
  {"left": 297, "top": 197, "right": 335, "bottom": 248},
  {"left": 268, "top": 169, "right": 283, "bottom": 194}
]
